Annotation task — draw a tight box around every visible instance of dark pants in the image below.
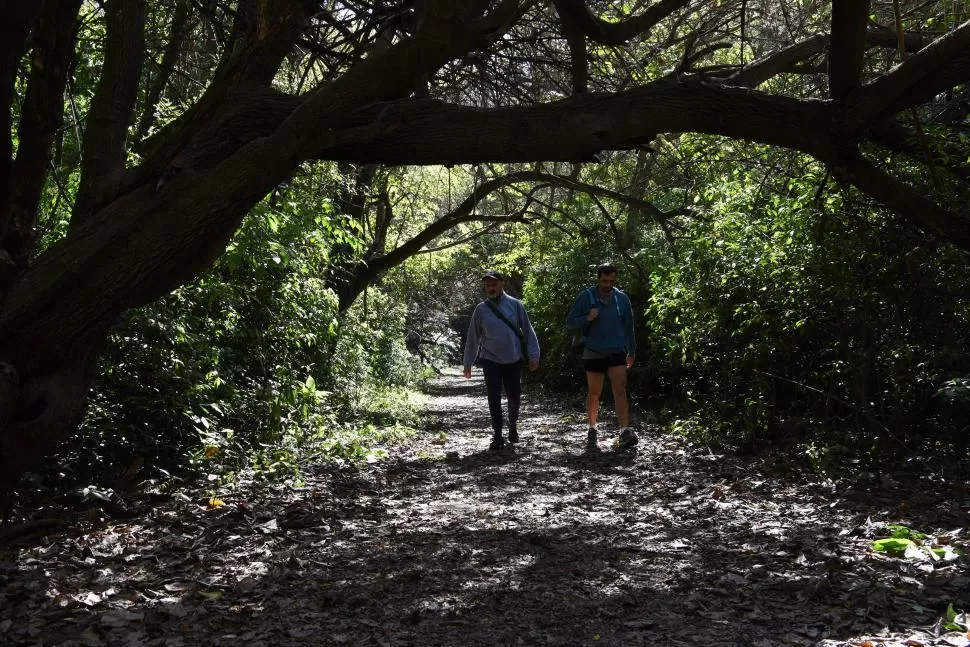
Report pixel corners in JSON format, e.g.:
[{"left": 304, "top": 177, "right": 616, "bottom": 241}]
[{"left": 479, "top": 358, "right": 522, "bottom": 435}]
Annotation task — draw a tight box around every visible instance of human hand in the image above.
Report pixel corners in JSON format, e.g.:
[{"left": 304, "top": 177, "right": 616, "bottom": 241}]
[
  {"left": 463, "top": 367, "right": 472, "bottom": 378},
  {"left": 587, "top": 307, "right": 599, "bottom": 321},
  {"left": 528, "top": 359, "right": 539, "bottom": 371},
  {"left": 626, "top": 355, "right": 635, "bottom": 369}
]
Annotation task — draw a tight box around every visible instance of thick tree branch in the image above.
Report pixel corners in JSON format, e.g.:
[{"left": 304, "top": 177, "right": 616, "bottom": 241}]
[
  {"left": 552, "top": 0, "right": 693, "bottom": 45},
  {"left": 130, "top": 0, "right": 314, "bottom": 197},
  {"left": 726, "top": 27, "right": 936, "bottom": 89},
  {"left": 73, "top": 0, "right": 147, "bottom": 224},
  {"left": 324, "top": 83, "right": 836, "bottom": 165},
  {"left": 836, "top": 153, "right": 970, "bottom": 249},
  {"left": 828, "top": 0, "right": 871, "bottom": 98},
  {"left": 844, "top": 18, "right": 970, "bottom": 128},
  {"left": 726, "top": 34, "right": 829, "bottom": 87},
  {"left": 1, "top": 1, "right": 83, "bottom": 291},
  {"left": 0, "top": 4, "right": 45, "bottom": 243}
]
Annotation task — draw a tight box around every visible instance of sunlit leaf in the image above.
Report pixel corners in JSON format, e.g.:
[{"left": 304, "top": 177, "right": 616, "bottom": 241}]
[{"left": 872, "top": 537, "right": 914, "bottom": 554}]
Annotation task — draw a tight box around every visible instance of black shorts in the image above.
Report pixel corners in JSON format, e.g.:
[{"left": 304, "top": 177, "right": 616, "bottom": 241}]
[{"left": 584, "top": 353, "right": 627, "bottom": 373}]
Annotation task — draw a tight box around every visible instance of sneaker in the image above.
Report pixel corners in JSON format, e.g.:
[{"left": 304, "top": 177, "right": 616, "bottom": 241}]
[
  {"left": 618, "top": 427, "right": 639, "bottom": 449},
  {"left": 508, "top": 423, "right": 519, "bottom": 443},
  {"left": 489, "top": 435, "right": 505, "bottom": 451},
  {"left": 586, "top": 427, "right": 598, "bottom": 450}
]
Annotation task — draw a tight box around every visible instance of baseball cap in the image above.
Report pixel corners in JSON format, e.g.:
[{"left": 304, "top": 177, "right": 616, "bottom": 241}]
[{"left": 481, "top": 270, "right": 504, "bottom": 280}]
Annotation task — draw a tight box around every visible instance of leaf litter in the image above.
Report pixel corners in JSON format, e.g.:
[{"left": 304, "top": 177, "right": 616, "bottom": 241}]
[{"left": 1, "top": 369, "right": 968, "bottom": 646}]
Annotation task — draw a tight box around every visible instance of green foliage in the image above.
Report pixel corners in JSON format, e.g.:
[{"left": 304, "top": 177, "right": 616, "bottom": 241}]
[
  {"left": 638, "top": 138, "right": 970, "bottom": 462},
  {"left": 871, "top": 537, "right": 915, "bottom": 554},
  {"left": 42, "top": 167, "right": 425, "bottom": 491},
  {"left": 871, "top": 525, "right": 964, "bottom": 564},
  {"left": 943, "top": 603, "right": 968, "bottom": 633},
  {"left": 502, "top": 139, "right": 970, "bottom": 470}
]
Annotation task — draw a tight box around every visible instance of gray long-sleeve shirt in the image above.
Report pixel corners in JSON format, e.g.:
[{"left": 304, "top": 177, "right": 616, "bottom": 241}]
[{"left": 463, "top": 293, "right": 540, "bottom": 368}]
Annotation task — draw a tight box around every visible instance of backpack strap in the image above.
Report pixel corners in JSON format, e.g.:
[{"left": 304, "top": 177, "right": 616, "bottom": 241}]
[{"left": 578, "top": 288, "right": 597, "bottom": 340}]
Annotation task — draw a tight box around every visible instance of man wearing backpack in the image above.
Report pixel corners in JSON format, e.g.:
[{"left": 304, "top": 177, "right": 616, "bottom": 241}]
[
  {"left": 462, "top": 271, "right": 541, "bottom": 450},
  {"left": 565, "top": 263, "right": 637, "bottom": 451}
]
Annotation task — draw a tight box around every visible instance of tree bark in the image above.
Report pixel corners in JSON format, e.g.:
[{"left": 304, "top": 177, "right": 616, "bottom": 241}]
[
  {"left": 828, "top": 0, "right": 871, "bottom": 98},
  {"left": 3, "top": 1, "right": 970, "bottom": 494},
  {"left": 72, "top": 0, "right": 146, "bottom": 224},
  {"left": 0, "top": 1, "right": 520, "bottom": 490},
  {"left": 0, "top": 1, "right": 82, "bottom": 293}
]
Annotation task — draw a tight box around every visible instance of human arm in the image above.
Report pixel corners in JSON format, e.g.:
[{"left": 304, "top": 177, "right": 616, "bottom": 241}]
[
  {"left": 520, "top": 303, "right": 541, "bottom": 370},
  {"left": 565, "top": 289, "right": 594, "bottom": 329},
  {"left": 622, "top": 293, "right": 637, "bottom": 360},
  {"left": 462, "top": 305, "right": 482, "bottom": 375}
]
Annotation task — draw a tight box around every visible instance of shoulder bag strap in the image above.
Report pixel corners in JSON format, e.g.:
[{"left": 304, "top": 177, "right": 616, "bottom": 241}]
[{"left": 484, "top": 299, "right": 525, "bottom": 344}]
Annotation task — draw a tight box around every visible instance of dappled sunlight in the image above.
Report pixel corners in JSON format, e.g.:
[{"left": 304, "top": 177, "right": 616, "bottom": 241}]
[{"left": 1, "top": 369, "right": 967, "bottom": 645}]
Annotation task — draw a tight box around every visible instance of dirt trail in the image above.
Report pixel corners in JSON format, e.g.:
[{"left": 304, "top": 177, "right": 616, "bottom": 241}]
[{"left": 1, "top": 368, "right": 968, "bottom": 646}]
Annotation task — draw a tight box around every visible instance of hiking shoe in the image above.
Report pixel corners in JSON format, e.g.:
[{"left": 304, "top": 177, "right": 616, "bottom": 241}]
[
  {"left": 508, "top": 423, "right": 519, "bottom": 443},
  {"left": 489, "top": 435, "right": 505, "bottom": 451},
  {"left": 618, "top": 427, "right": 639, "bottom": 449},
  {"left": 586, "top": 427, "right": 598, "bottom": 450}
]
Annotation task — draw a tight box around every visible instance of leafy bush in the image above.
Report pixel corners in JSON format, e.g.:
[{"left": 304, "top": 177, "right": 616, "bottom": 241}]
[{"left": 37, "top": 174, "right": 426, "bottom": 493}]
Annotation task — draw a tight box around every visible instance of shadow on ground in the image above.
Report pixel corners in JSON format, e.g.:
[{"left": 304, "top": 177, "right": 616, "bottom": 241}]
[{"left": 1, "top": 368, "right": 968, "bottom": 646}]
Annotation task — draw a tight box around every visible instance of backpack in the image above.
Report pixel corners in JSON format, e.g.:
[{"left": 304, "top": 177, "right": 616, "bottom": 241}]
[{"left": 570, "top": 288, "right": 597, "bottom": 353}]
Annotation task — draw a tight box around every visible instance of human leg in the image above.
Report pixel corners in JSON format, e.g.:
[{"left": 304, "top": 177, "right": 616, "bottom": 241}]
[
  {"left": 479, "top": 359, "right": 505, "bottom": 447},
  {"left": 585, "top": 370, "right": 605, "bottom": 429},
  {"left": 607, "top": 363, "right": 629, "bottom": 428},
  {"left": 607, "top": 361, "right": 638, "bottom": 448},
  {"left": 500, "top": 361, "right": 522, "bottom": 442}
]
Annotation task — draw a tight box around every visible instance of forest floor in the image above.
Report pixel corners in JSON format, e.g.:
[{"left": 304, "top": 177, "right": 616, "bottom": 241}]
[{"left": 1, "top": 368, "right": 969, "bottom": 646}]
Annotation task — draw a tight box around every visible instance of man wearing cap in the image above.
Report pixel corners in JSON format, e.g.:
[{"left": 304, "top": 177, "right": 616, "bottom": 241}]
[{"left": 463, "top": 271, "right": 541, "bottom": 450}]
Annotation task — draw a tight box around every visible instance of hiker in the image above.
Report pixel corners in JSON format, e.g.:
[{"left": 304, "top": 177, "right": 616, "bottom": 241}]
[
  {"left": 462, "top": 270, "right": 541, "bottom": 450},
  {"left": 565, "top": 263, "right": 638, "bottom": 451}
]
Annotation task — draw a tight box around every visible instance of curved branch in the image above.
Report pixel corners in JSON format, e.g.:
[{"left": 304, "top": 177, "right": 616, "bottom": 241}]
[
  {"left": 333, "top": 166, "right": 674, "bottom": 309},
  {"left": 552, "top": 0, "right": 693, "bottom": 45},
  {"left": 844, "top": 18, "right": 970, "bottom": 128},
  {"left": 325, "top": 83, "right": 836, "bottom": 164},
  {"left": 726, "top": 27, "right": 942, "bottom": 89},
  {"left": 836, "top": 153, "right": 970, "bottom": 249}
]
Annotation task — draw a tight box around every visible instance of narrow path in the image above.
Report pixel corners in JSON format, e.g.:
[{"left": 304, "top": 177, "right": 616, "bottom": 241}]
[{"left": 1, "top": 369, "right": 968, "bottom": 646}]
